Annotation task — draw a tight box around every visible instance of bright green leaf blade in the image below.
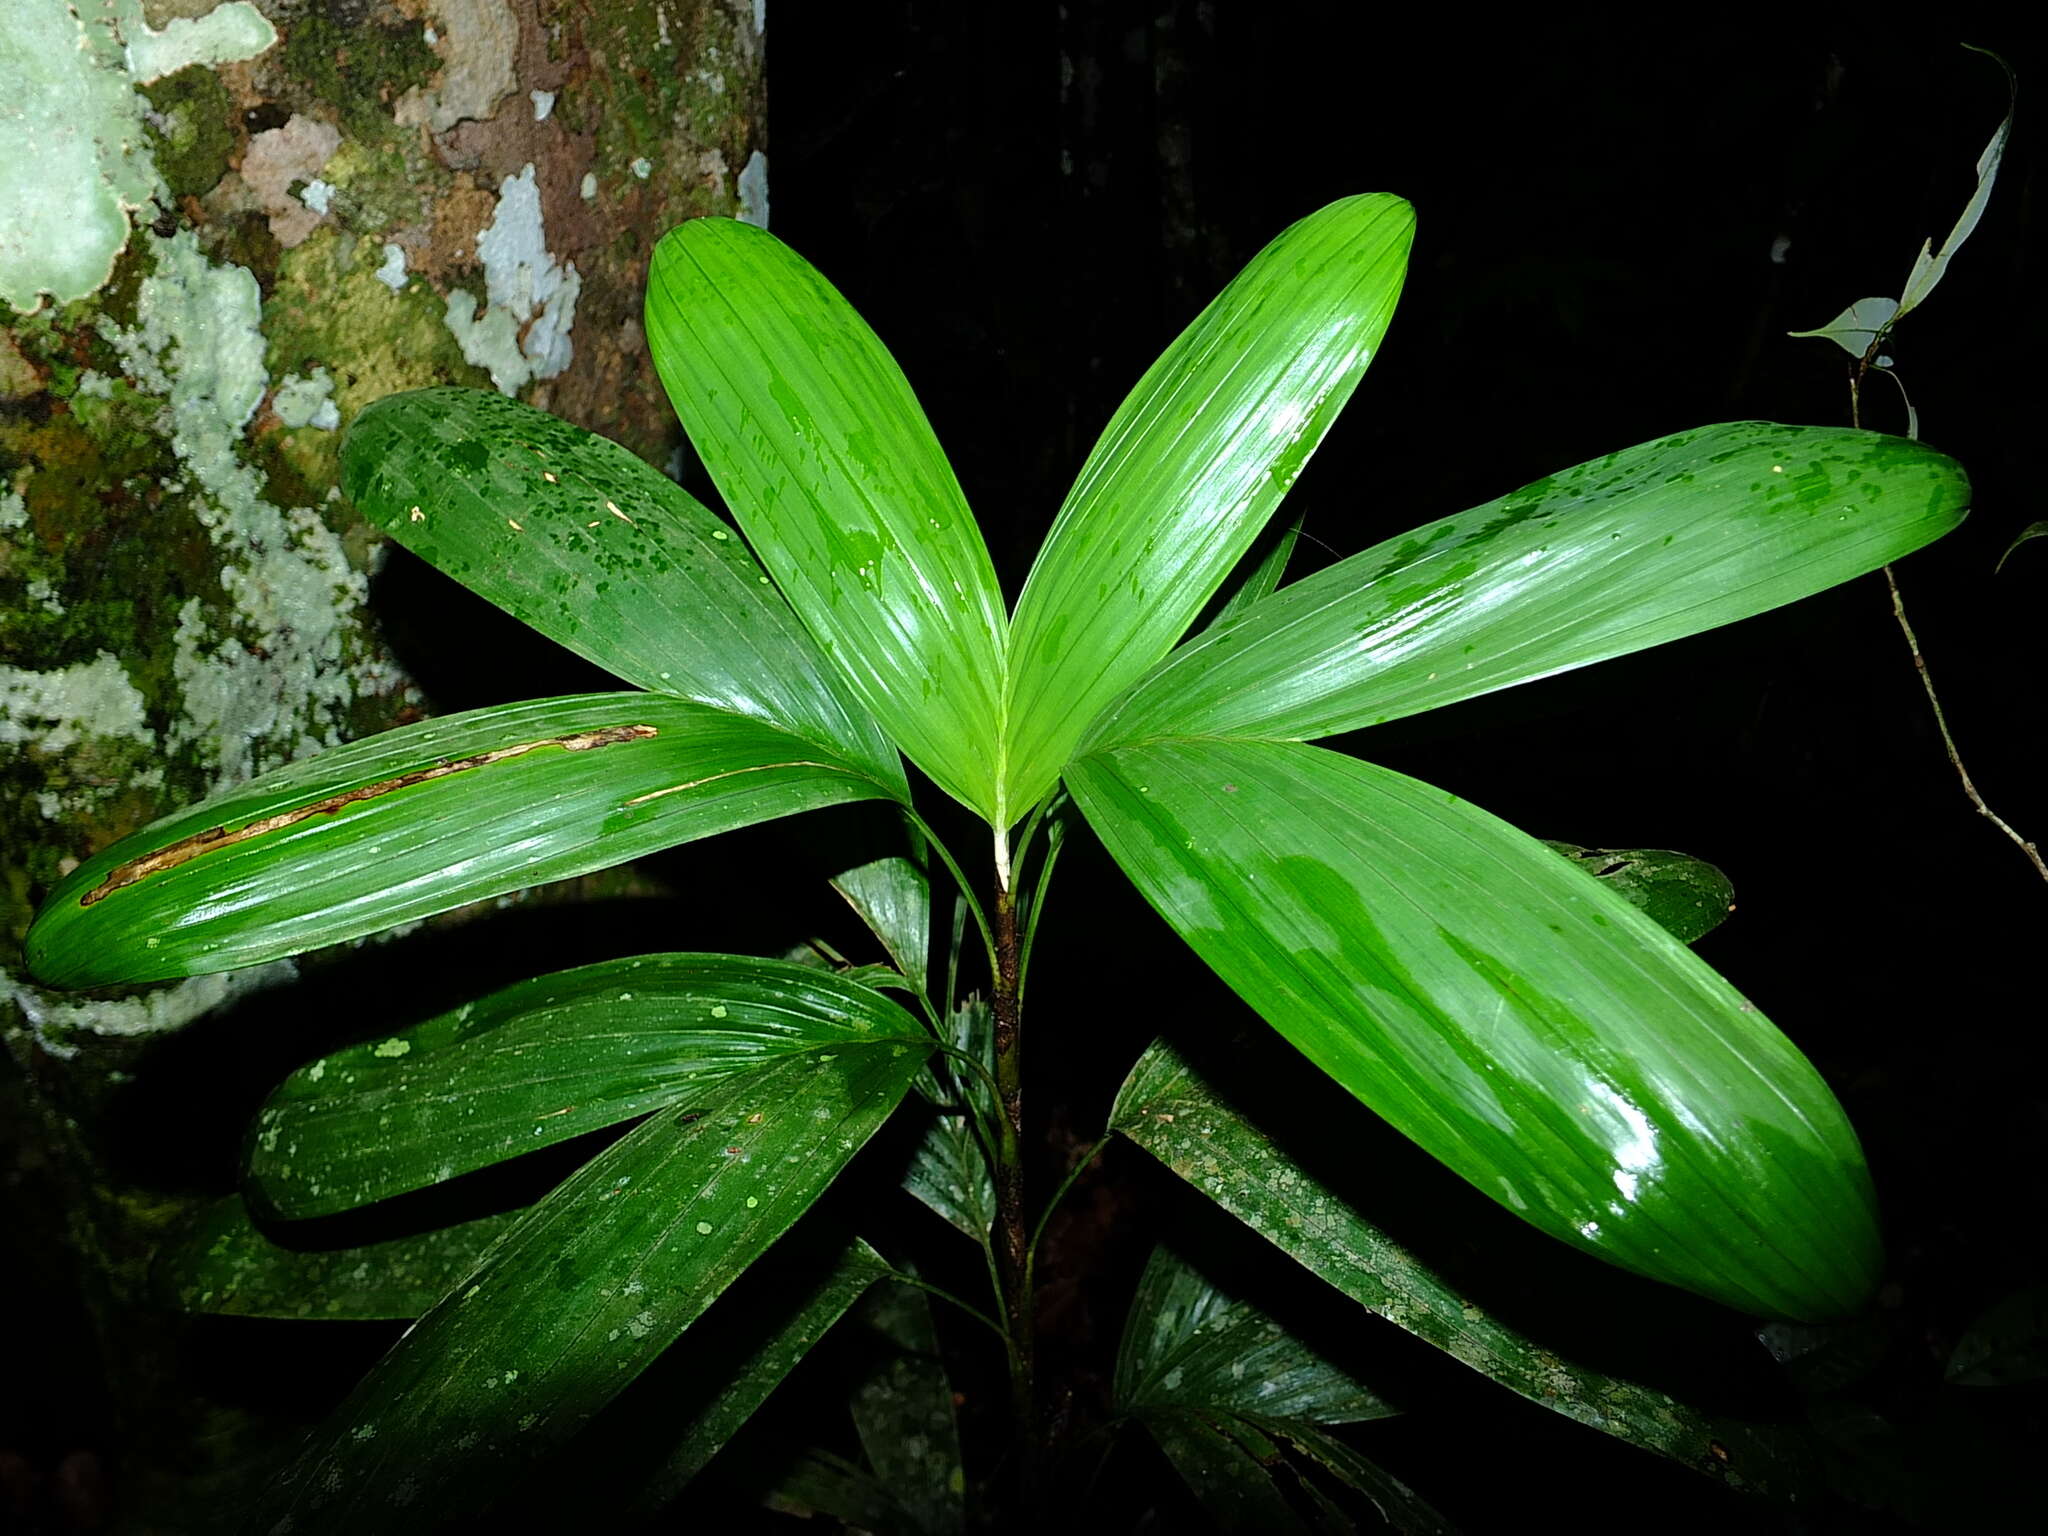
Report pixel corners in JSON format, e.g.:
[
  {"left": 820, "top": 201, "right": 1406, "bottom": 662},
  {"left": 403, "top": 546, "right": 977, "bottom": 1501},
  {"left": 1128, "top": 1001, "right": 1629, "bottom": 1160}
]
[
  {"left": 1114, "top": 1246, "right": 1393, "bottom": 1424},
  {"left": 1145, "top": 1413, "right": 1314, "bottom": 1536},
  {"left": 1005, "top": 194, "right": 1414, "bottom": 812},
  {"left": 848, "top": 1282, "right": 967, "bottom": 1535},
  {"left": 26, "top": 693, "right": 899, "bottom": 988},
  {"left": 832, "top": 855, "right": 932, "bottom": 987},
  {"left": 248, "top": 955, "right": 927, "bottom": 1218},
  {"left": 1543, "top": 842, "right": 1735, "bottom": 945},
  {"left": 1111, "top": 1036, "right": 1807, "bottom": 1491},
  {"left": 1788, "top": 296, "right": 1899, "bottom": 358},
  {"left": 645, "top": 218, "right": 1007, "bottom": 820},
  {"left": 252, "top": 1034, "right": 929, "bottom": 1531},
  {"left": 340, "top": 388, "right": 903, "bottom": 792},
  {"left": 1071, "top": 739, "right": 1881, "bottom": 1320},
  {"left": 1082, "top": 424, "right": 1967, "bottom": 751},
  {"left": 158, "top": 1197, "right": 516, "bottom": 1320}
]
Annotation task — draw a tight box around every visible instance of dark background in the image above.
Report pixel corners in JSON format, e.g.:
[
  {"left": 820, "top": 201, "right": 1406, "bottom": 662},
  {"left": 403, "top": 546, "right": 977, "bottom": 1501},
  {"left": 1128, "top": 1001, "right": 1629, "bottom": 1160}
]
[
  {"left": 11, "top": 7, "right": 2046, "bottom": 1532},
  {"left": 761, "top": 7, "right": 2047, "bottom": 1530}
]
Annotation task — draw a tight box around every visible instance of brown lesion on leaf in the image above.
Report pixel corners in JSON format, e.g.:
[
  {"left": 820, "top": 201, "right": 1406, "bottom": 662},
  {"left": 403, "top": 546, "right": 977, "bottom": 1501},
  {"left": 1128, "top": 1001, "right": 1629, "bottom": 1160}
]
[{"left": 79, "top": 723, "right": 659, "bottom": 906}]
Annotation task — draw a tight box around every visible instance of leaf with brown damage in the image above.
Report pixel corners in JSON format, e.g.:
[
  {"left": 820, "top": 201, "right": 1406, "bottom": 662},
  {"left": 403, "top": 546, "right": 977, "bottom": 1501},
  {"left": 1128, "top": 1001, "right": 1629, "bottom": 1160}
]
[
  {"left": 27, "top": 693, "right": 901, "bottom": 988},
  {"left": 82, "top": 725, "right": 659, "bottom": 906}
]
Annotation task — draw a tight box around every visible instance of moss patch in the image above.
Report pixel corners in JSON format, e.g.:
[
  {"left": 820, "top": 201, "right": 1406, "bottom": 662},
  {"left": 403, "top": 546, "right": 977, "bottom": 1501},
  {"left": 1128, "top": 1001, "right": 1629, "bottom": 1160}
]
[
  {"left": 264, "top": 228, "right": 485, "bottom": 423},
  {"left": 281, "top": 11, "right": 440, "bottom": 139},
  {"left": 140, "top": 64, "right": 238, "bottom": 199}
]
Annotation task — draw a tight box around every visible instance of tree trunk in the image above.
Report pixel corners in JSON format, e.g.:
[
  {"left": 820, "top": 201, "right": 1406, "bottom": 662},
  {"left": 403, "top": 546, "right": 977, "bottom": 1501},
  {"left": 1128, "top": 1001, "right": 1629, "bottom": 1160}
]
[{"left": 0, "top": 2, "right": 765, "bottom": 1523}]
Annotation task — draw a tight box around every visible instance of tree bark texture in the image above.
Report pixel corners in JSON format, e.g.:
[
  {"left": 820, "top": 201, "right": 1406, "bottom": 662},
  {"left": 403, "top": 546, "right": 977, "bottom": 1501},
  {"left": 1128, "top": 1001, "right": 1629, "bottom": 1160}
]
[{"left": 0, "top": 1, "right": 765, "bottom": 1521}]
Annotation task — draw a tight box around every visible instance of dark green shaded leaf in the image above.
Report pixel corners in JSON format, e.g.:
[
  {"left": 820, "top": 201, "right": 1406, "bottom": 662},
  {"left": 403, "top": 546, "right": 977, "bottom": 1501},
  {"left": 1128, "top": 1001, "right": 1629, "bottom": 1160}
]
[
  {"left": 1072, "top": 739, "right": 1880, "bottom": 1320},
  {"left": 247, "top": 955, "right": 926, "bottom": 1218},
  {"left": 1145, "top": 1413, "right": 1313, "bottom": 1535},
  {"left": 645, "top": 218, "right": 1008, "bottom": 820},
  {"left": 902, "top": 1105, "right": 996, "bottom": 1245},
  {"left": 1111, "top": 1037, "right": 1809, "bottom": 1492},
  {"left": 253, "top": 1032, "right": 929, "bottom": 1531},
  {"left": 1995, "top": 519, "right": 2048, "bottom": 574},
  {"left": 158, "top": 1197, "right": 514, "bottom": 1320},
  {"left": 1208, "top": 516, "right": 1303, "bottom": 632},
  {"left": 1114, "top": 1246, "right": 1393, "bottom": 1425},
  {"left": 832, "top": 855, "right": 932, "bottom": 987},
  {"left": 1081, "top": 425, "right": 1968, "bottom": 752},
  {"left": 340, "top": 387, "right": 902, "bottom": 791},
  {"left": 28, "top": 694, "right": 899, "bottom": 988},
  {"left": 1116, "top": 1246, "right": 1399, "bottom": 1536},
  {"left": 1006, "top": 194, "right": 1413, "bottom": 813},
  {"left": 591, "top": 1236, "right": 890, "bottom": 1513},
  {"left": 1544, "top": 842, "right": 1735, "bottom": 944},
  {"left": 1278, "top": 1424, "right": 1460, "bottom": 1535},
  {"left": 1947, "top": 1286, "right": 2048, "bottom": 1386},
  {"left": 764, "top": 1447, "right": 903, "bottom": 1529},
  {"left": 848, "top": 1283, "right": 966, "bottom": 1534},
  {"left": 1757, "top": 1313, "right": 1893, "bottom": 1394},
  {"left": 902, "top": 1000, "right": 997, "bottom": 1242}
]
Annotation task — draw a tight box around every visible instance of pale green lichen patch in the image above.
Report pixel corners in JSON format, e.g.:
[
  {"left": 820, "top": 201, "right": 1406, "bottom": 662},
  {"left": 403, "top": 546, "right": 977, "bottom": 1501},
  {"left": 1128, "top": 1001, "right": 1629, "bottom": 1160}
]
[
  {"left": 122, "top": 1, "right": 277, "bottom": 85},
  {"left": 444, "top": 164, "right": 581, "bottom": 395},
  {"left": 273, "top": 368, "right": 339, "bottom": 430},
  {"left": 0, "top": 0, "right": 276, "bottom": 313},
  {"left": 2, "top": 959, "right": 295, "bottom": 1059},
  {"left": 737, "top": 149, "right": 770, "bottom": 228},
  {"left": 0, "top": 652, "right": 153, "bottom": 753},
  {"left": 95, "top": 230, "right": 382, "bottom": 789}
]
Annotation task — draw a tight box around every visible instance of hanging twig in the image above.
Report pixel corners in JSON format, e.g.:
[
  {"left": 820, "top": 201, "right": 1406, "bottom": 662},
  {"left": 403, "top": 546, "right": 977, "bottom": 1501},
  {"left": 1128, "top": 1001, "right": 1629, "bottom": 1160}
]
[
  {"left": 1848, "top": 353, "right": 2043, "bottom": 883},
  {"left": 1880, "top": 563, "right": 2048, "bottom": 882}
]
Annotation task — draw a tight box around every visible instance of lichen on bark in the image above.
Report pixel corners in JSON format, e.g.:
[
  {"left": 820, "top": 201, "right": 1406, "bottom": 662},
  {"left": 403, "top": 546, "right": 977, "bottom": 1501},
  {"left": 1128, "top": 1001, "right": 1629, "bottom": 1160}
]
[{"left": 1, "top": 0, "right": 767, "bottom": 1510}]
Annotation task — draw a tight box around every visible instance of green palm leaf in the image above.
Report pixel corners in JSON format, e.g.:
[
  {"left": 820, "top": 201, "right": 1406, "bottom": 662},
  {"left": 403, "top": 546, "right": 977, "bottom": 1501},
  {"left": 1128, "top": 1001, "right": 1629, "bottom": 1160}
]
[
  {"left": 1070, "top": 738, "right": 1880, "bottom": 1319},
  {"left": 27, "top": 694, "right": 899, "bottom": 987},
  {"left": 1082, "top": 423, "right": 1966, "bottom": 749},
  {"left": 645, "top": 218, "right": 1008, "bottom": 820},
  {"left": 1006, "top": 194, "right": 1413, "bottom": 814}
]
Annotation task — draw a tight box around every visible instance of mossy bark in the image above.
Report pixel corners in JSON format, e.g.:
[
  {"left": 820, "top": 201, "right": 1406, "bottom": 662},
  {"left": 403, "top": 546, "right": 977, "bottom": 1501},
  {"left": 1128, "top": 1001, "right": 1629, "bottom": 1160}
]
[{"left": 1, "top": 2, "right": 765, "bottom": 1523}]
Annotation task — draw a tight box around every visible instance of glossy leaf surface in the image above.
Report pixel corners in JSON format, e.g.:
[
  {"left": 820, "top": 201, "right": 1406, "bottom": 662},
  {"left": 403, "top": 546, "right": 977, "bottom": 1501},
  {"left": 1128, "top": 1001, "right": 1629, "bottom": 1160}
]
[
  {"left": 340, "top": 387, "right": 902, "bottom": 790},
  {"left": 832, "top": 855, "right": 932, "bottom": 989},
  {"left": 1115, "top": 1246, "right": 1397, "bottom": 1534},
  {"left": 160, "top": 1197, "right": 515, "bottom": 1320},
  {"left": 1544, "top": 842, "right": 1735, "bottom": 945},
  {"left": 1072, "top": 738, "right": 1881, "bottom": 1319},
  {"left": 1006, "top": 194, "right": 1413, "bottom": 812},
  {"left": 902, "top": 999, "right": 998, "bottom": 1242},
  {"left": 1081, "top": 424, "right": 1968, "bottom": 751},
  {"left": 254, "top": 1028, "right": 929, "bottom": 1531},
  {"left": 646, "top": 217, "right": 1008, "bottom": 819},
  {"left": 248, "top": 955, "right": 925, "bottom": 1218},
  {"left": 27, "top": 693, "right": 899, "bottom": 988},
  {"left": 1206, "top": 515, "right": 1303, "bottom": 633},
  {"left": 1112, "top": 1038, "right": 1806, "bottom": 1489},
  {"left": 1115, "top": 1246, "right": 1392, "bottom": 1425}
]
